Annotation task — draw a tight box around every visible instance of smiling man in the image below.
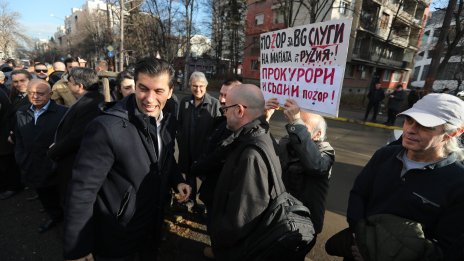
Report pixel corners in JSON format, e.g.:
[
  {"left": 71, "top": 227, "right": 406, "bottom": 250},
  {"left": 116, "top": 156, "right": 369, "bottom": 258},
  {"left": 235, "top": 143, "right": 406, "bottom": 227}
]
[
  {"left": 177, "top": 71, "right": 221, "bottom": 212},
  {"left": 63, "top": 57, "right": 191, "bottom": 261},
  {"left": 326, "top": 93, "right": 464, "bottom": 260}
]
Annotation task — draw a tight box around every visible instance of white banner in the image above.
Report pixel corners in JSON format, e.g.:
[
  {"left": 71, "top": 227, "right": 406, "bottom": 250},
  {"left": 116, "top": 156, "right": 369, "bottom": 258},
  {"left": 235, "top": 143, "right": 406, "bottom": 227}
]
[{"left": 260, "top": 19, "right": 352, "bottom": 117}]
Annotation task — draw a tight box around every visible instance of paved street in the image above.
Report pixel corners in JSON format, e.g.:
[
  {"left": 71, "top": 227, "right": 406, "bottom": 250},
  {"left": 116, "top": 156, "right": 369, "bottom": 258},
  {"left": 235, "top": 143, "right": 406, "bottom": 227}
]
[{"left": 0, "top": 89, "right": 394, "bottom": 261}]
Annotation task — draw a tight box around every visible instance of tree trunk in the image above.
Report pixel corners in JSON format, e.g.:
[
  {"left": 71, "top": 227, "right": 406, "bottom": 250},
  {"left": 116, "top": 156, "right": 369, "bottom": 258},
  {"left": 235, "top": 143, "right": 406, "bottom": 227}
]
[{"left": 423, "top": 0, "right": 457, "bottom": 94}]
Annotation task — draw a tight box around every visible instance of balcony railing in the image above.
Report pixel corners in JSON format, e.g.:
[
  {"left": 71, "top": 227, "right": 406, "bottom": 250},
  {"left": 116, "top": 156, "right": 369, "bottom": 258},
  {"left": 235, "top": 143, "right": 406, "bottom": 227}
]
[{"left": 352, "top": 51, "right": 404, "bottom": 67}]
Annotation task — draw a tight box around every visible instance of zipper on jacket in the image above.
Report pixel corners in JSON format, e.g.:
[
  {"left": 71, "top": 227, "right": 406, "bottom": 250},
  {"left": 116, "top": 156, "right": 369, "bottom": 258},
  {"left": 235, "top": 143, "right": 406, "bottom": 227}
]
[{"left": 117, "top": 191, "right": 131, "bottom": 218}]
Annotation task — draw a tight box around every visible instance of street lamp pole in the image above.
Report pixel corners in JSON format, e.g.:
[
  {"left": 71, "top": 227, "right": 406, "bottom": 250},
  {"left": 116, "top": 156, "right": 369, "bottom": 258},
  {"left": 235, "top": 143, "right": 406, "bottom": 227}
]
[{"left": 119, "top": 0, "right": 125, "bottom": 71}]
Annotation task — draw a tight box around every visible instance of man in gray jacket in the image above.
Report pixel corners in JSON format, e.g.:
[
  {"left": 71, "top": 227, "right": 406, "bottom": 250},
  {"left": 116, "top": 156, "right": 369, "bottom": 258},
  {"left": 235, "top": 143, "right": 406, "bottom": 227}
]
[{"left": 265, "top": 98, "right": 335, "bottom": 255}]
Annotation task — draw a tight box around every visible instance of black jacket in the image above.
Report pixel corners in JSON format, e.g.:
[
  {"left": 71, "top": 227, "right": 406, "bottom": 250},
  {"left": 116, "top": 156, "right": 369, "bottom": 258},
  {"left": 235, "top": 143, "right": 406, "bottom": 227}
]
[
  {"left": 367, "top": 88, "right": 385, "bottom": 104},
  {"left": 279, "top": 121, "right": 334, "bottom": 233},
  {"left": 48, "top": 91, "right": 104, "bottom": 193},
  {"left": 177, "top": 93, "right": 221, "bottom": 173},
  {"left": 348, "top": 145, "right": 464, "bottom": 259},
  {"left": 210, "top": 117, "right": 282, "bottom": 260},
  {"left": 14, "top": 101, "right": 67, "bottom": 188},
  {"left": 190, "top": 116, "right": 233, "bottom": 207},
  {"left": 387, "top": 89, "right": 406, "bottom": 111},
  {"left": 63, "top": 94, "right": 184, "bottom": 259},
  {"left": 0, "top": 89, "right": 13, "bottom": 155}
]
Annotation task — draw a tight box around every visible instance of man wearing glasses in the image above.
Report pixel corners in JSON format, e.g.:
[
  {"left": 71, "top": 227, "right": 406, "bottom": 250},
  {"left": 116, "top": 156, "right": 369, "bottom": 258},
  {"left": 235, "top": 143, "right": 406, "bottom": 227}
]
[
  {"left": 14, "top": 79, "right": 67, "bottom": 233},
  {"left": 210, "top": 84, "right": 287, "bottom": 260},
  {"left": 34, "top": 63, "right": 49, "bottom": 81},
  {"left": 177, "top": 71, "right": 221, "bottom": 213}
]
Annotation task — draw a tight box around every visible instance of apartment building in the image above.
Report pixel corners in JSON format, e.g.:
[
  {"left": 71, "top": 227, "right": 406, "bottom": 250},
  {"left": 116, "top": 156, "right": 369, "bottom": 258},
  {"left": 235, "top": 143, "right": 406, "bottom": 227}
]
[{"left": 411, "top": 9, "right": 464, "bottom": 92}]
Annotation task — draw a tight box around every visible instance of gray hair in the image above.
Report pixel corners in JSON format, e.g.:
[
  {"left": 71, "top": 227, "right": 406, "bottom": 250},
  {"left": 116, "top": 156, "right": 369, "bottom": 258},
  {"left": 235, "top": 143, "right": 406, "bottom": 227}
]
[
  {"left": 301, "top": 112, "right": 327, "bottom": 141},
  {"left": 312, "top": 116, "right": 327, "bottom": 141},
  {"left": 444, "top": 123, "right": 464, "bottom": 160},
  {"left": 189, "top": 71, "right": 208, "bottom": 86},
  {"left": 68, "top": 67, "right": 99, "bottom": 91}
]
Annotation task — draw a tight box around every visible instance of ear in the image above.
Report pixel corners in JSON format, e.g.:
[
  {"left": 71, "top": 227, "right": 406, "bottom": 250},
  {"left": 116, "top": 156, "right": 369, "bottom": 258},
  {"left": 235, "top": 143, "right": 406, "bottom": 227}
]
[
  {"left": 443, "top": 127, "right": 464, "bottom": 141},
  {"left": 167, "top": 88, "right": 173, "bottom": 99},
  {"left": 312, "top": 130, "right": 322, "bottom": 141}
]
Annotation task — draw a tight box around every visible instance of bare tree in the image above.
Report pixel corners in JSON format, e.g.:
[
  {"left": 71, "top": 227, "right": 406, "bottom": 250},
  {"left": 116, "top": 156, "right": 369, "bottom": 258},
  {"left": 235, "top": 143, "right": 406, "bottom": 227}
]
[
  {"left": 424, "top": 0, "right": 464, "bottom": 93},
  {"left": 0, "top": 1, "right": 32, "bottom": 58}
]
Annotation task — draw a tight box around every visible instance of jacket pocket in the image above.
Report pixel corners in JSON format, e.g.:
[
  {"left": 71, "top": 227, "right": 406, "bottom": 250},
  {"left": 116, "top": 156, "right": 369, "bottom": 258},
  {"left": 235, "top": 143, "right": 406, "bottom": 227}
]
[{"left": 116, "top": 186, "right": 136, "bottom": 226}]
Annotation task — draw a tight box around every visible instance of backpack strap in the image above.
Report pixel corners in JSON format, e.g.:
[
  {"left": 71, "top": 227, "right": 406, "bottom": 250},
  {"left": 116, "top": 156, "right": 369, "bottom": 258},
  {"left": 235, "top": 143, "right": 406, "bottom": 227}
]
[{"left": 236, "top": 141, "right": 284, "bottom": 199}]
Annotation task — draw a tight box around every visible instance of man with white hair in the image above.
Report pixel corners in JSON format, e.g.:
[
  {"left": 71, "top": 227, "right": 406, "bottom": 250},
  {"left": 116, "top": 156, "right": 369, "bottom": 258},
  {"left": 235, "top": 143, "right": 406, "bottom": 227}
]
[
  {"left": 265, "top": 97, "right": 335, "bottom": 257},
  {"left": 326, "top": 93, "right": 464, "bottom": 260},
  {"left": 177, "top": 71, "right": 221, "bottom": 211}
]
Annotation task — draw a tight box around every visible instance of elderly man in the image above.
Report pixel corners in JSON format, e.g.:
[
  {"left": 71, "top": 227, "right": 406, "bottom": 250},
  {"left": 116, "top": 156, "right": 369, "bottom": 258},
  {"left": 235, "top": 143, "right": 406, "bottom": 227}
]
[
  {"left": 33, "top": 63, "right": 49, "bottom": 80},
  {"left": 191, "top": 78, "right": 242, "bottom": 208},
  {"left": 14, "top": 79, "right": 67, "bottom": 233},
  {"left": 265, "top": 97, "right": 335, "bottom": 256},
  {"left": 63, "top": 57, "right": 191, "bottom": 261},
  {"left": 51, "top": 57, "right": 80, "bottom": 106},
  {"left": 48, "top": 67, "right": 104, "bottom": 203},
  {"left": 326, "top": 93, "right": 464, "bottom": 260},
  {"left": 210, "top": 84, "right": 289, "bottom": 260},
  {"left": 177, "top": 71, "right": 221, "bottom": 211}
]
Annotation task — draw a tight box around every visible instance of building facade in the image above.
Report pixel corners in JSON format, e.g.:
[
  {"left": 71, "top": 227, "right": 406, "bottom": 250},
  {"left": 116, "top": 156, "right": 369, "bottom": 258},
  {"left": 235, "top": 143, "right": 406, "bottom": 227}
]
[{"left": 411, "top": 10, "right": 464, "bottom": 92}]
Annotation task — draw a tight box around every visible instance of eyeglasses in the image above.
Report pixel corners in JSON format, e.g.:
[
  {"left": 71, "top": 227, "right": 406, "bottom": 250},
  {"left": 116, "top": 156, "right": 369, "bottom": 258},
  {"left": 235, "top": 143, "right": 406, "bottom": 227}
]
[
  {"left": 220, "top": 104, "right": 247, "bottom": 114},
  {"left": 27, "top": 91, "right": 48, "bottom": 97},
  {"left": 35, "top": 69, "right": 48, "bottom": 73}
]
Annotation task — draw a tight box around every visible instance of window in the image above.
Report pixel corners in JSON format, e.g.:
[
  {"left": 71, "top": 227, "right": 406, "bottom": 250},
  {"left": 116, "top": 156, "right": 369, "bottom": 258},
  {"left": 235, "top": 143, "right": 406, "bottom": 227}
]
[
  {"left": 360, "top": 66, "right": 367, "bottom": 79},
  {"left": 251, "top": 60, "right": 259, "bottom": 71},
  {"left": 402, "top": 71, "right": 409, "bottom": 83},
  {"left": 344, "top": 64, "right": 355, "bottom": 78},
  {"left": 339, "top": 1, "right": 349, "bottom": 15},
  {"left": 273, "top": 9, "right": 284, "bottom": 24},
  {"left": 420, "top": 65, "right": 429, "bottom": 81},
  {"left": 255, "top": 13, "right": 264, "bottom": 25},
  {"left": 412, "top": 67, "right": 420, "bottom": 81},
  {"left": 250, "top": 36, "right": 260, "bottom": 55},
  {"left": 380, "top": 13, "right": 390, "bottom": 30},
  {"left": 392, "top": 71, "right": 401, "bottom": 82},
  {"left": 383, "top": 70, "right": 391, "bottom": 81}
]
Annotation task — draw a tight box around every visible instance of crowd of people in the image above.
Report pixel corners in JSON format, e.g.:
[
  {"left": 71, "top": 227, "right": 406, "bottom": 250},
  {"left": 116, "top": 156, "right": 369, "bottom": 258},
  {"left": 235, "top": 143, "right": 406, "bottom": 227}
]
[{"left": 1, "top": 56, "right": 464, "bottom": 261}]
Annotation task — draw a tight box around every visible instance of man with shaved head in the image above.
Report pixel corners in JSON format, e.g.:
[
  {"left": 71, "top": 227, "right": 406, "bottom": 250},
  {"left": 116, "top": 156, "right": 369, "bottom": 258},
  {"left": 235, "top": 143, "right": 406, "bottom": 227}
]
[
  {"left": 209, "top": 84, "right": 291, "bottom": 260},
  {"left": 14, "top": 79, "right": 67, "bottom": 233}
]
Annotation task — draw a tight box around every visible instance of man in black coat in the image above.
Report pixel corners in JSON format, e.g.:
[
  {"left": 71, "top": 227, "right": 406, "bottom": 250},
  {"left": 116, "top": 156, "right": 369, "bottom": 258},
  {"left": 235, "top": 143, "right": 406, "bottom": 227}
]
[
  {"left": 177, "top": 71, "right": 221, "bottom": 210},
  {"left": 48, "top": 67, "right": 104, "bottom": 203},
  {"left": 63, "top": 58, "right": 191, "bottom": 261},
  {"left": 0, "top": 69, "right": 32, "bottom": 200},
  {"left": 363, "top": 82, "right": 385, "bottom": 122},
  {"left": 14, "top": 79, "right": 67, "bottom": 233},
  {"left": 0, "top": 88, "right": 20, "bottom": 197},
  {"left": 385, "top": 84, "right": 406, "bottom": 126}
]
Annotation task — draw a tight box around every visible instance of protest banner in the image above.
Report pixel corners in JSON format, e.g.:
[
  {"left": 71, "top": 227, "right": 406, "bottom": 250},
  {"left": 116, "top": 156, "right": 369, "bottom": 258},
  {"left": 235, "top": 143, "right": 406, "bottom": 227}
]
[{"left": 260, "top": 19, "right": 352, "bottom": 117}]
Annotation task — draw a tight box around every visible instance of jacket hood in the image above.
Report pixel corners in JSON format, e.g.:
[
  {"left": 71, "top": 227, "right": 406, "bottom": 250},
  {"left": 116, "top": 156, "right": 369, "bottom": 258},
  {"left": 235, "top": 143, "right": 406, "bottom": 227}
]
[
  {"left": 318, "top": 141, "right": 335, "bottom": 156},
  {"left": 101, "top": 95, "right": 133, "bottom": 120}
]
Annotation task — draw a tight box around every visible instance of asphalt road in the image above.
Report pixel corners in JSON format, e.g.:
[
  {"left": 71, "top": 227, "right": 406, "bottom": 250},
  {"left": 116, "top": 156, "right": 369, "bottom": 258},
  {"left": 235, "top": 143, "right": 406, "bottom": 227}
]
[{"left": 0, "top": 91, "right": 393, "bottom": 261}]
